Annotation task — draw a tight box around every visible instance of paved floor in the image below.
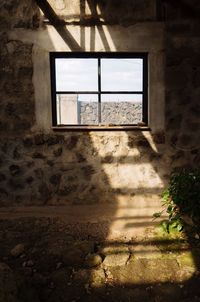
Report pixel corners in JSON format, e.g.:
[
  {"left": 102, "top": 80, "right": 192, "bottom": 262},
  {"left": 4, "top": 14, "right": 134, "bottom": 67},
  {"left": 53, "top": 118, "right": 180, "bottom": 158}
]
[
  {"left": 0, "top": 199, "right": 164, "bottom": 240},
  {"left": 0, "top": 215, "right": 200, "bottom": 302}
]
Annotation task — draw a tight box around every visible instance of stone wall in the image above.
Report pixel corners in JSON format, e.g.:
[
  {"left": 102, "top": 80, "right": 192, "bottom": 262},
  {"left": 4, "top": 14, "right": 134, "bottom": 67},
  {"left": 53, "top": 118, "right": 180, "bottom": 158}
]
[
  {"left": 165, "top": 21, "right": 200, "bottom": 152},
  {"left": 79, "top": 102, "right": 142, "bottom": 125},
  {"left": 0, "top": 132, "right": 167, "bottom": 206},
  {"left": 0, "top": 35, "right": 34, "bottom": 133},
  {"left": 0, "top": 0, "right": 199, "bottom": 207}
]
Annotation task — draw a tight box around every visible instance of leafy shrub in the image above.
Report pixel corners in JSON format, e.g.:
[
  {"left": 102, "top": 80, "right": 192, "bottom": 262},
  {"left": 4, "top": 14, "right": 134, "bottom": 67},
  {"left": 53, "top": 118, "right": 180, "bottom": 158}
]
[{"left": 154, "top": 169, "right": 200, "bottom": 233}]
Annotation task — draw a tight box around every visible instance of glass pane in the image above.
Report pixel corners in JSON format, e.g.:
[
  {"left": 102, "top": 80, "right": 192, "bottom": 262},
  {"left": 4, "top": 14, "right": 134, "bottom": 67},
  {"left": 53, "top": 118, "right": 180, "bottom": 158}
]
[
  {"left": 55, "top": 59, "right": 98, "bottom": 91},
  {"left": 101, "top": 94, "right": 142, "bottom": 125},
  {"left": 101, "top": 59, "right": 143, "bottom": 92},
  {"left": 56, "top": 94, "right": 98, "bottom": 125}
]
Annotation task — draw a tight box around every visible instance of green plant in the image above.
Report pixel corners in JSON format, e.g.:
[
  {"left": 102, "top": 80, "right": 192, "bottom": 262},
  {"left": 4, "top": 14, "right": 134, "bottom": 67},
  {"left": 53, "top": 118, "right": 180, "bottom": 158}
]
[{"left": 153, "top": 169, "right": 200, "bottom": 233}]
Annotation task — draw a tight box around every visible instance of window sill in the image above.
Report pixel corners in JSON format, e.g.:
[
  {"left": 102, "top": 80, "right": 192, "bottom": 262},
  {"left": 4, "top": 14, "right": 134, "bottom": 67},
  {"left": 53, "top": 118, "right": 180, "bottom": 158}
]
[{"left": 52, "top": 125, "right": 151, "bottom": 131}]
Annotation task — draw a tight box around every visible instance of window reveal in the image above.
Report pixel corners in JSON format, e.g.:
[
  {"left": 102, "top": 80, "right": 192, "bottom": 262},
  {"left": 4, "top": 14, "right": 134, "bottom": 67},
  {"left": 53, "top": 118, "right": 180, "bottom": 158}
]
[{"left": 50, "top": 53, "right": 148, "bottom": 127}]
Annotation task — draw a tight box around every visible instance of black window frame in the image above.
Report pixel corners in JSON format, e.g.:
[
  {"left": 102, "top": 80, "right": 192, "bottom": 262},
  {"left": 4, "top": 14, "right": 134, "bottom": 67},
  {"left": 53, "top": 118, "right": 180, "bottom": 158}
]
[{"left": 50, "top": 52, "right": 148, "bottom": 128}]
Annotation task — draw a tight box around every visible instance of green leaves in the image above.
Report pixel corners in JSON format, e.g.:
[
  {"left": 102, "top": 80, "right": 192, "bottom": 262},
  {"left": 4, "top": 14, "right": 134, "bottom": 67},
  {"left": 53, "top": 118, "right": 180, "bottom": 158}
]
[
  {"left": 162, "top": 189, "right": 170, "bottom": 204},
  {"left": 153, "top": 169, "right": 200, "bottom": 234},
  {"left": 153, "top": 212, "right": 162, "bottom": 218},
  {"left": 161, "top": 220, "right": 169, "bottom": 233},
  {"left": 167, "top": 204, "right": 173, "bottom": 214},
  {"left": 177, "top": 223, "right": 183, "bottom": 232},
  {"left": 169, "top": 170, "right": 200, "bottom": 221}
]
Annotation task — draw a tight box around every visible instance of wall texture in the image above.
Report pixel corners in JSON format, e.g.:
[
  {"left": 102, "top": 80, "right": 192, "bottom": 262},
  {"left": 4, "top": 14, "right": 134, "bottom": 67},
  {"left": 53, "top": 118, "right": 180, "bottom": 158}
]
[
  {"left": 0, "top": 0, "right": 199, "bottom": 207},
  {"left": 78, "top": 102, "right": 142, "bottom": 125}
]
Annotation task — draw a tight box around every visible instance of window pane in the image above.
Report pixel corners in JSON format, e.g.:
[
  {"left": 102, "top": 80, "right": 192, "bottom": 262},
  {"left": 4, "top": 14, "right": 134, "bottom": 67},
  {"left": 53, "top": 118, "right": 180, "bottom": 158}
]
[
  {"left": 56, "top": 94, "right": 98, "bottom": 125},
  {"left": 78, "top": 94, "right": 98, "bottom": 125},
  {"left": 55, "top": 59, "right": 98, "bottom": 91},
  {"left": 101, "top": 94, "right": 142, "bottom": 125},
  {"left": 101, "top": 59, "right": 143, "bottom": 91}
]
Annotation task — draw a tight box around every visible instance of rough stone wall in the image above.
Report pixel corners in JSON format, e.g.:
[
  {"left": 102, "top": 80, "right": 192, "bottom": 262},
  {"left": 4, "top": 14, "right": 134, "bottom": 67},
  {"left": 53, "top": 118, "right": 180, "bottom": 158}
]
[
  {"left": 0, "top": 0, "right": 40, "bottom": 30},
  {"left": 47, "top": 0, "right": 157, "bottom": 24},
  {"left": 0, "top": 132, "right": 167, "bottom": 206},
  {"left": 0, "top": 0, "right": 40, "bottom": 134},
  {"left": 0, "top": 128, "right": 197, "bottom": 206},
  {"left": 0, "top": 0, "right": 199, "bottom": 206},
  {"left": 79, "top": 102, "right": 142, "bottom": 125},
  {"left": 0, "top": 34, "right": 34, "bottom": 133},
  {"left": 165, "top": 21, "right": 200, "bottom": 155}
]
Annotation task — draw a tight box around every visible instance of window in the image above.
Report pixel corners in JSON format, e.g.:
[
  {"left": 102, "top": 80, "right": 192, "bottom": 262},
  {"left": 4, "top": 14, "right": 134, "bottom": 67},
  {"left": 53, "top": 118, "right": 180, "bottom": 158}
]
[{"left": 50, "top": 53, "right": 148, "bottom": 128}]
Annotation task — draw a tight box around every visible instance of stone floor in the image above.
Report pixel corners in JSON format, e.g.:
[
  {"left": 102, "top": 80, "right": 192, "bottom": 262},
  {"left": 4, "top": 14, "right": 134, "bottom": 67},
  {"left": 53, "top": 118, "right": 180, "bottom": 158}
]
[
  {"left": 1, "top": 216, "right": 200, "bottom": 302},
  {"left": 0, "top": 201, "right": 164, "bottom": 240}
]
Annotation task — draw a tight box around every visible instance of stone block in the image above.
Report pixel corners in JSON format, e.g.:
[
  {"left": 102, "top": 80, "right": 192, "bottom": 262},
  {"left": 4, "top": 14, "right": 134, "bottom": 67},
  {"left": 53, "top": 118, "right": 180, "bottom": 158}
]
[
  {"left": 85, "top": 253, "right": 102, "bottom": 268},
  {"left": 109, "top": 258, "right": 180, "bottom": 284},
  {"left": 49, "top": 174, "right": 61, "bottom": 185},
  {"left": 103, "top": 253, "right": 130, "bottom": 267},
  {"left": 0, "top": 262, "right": 18, "bottom": 302}
]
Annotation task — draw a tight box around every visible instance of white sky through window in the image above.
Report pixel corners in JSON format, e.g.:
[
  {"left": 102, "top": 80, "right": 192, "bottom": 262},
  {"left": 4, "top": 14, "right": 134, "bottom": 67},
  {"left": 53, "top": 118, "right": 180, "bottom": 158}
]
[
  {"left": 55, "top": 59, "right": 98, "bottom": 91},
  {"left": 55, "top": 58, "right": 143, "bottom": 103},
  {"left": 101, "top": 59, "right": 143, "bottom": 91}
]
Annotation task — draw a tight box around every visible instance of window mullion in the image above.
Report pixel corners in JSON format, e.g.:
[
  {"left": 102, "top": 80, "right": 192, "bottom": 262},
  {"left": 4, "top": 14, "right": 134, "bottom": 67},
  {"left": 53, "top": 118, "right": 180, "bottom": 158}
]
[
  {"left": 98, "top": 58, "right": 101, "bottom": 125},
  {"left": 142, "top": 55, "right": 148, "bottom": 124},
  {"left": 50, "top": 54, "right": 57, "bottom": 126}
]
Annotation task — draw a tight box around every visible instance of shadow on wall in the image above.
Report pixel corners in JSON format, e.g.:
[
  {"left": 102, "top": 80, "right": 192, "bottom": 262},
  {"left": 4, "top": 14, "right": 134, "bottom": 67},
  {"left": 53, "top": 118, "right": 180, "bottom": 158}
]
[
  {"left": 36, "top": 0, "right": 157, "bottom": 51},
  {"left": 35, "top": 0, "right": 82, "bottom": 51}
]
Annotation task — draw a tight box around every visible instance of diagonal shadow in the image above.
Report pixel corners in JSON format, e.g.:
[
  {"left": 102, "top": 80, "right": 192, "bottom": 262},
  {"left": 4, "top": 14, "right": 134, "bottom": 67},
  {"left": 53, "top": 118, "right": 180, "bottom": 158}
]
[
  {"left": 35, "top": 0, "right": 83, "bottom": 51},
  {"left": 87, "top": 0, "right": 111, "bottom": 51}
]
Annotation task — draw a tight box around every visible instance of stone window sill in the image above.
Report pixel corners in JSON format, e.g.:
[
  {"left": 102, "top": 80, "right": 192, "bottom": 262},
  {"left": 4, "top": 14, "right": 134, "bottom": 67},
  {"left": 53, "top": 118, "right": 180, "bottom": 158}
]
[{"left": 52, "top": 125, "right": 151, "bottom": 131}]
